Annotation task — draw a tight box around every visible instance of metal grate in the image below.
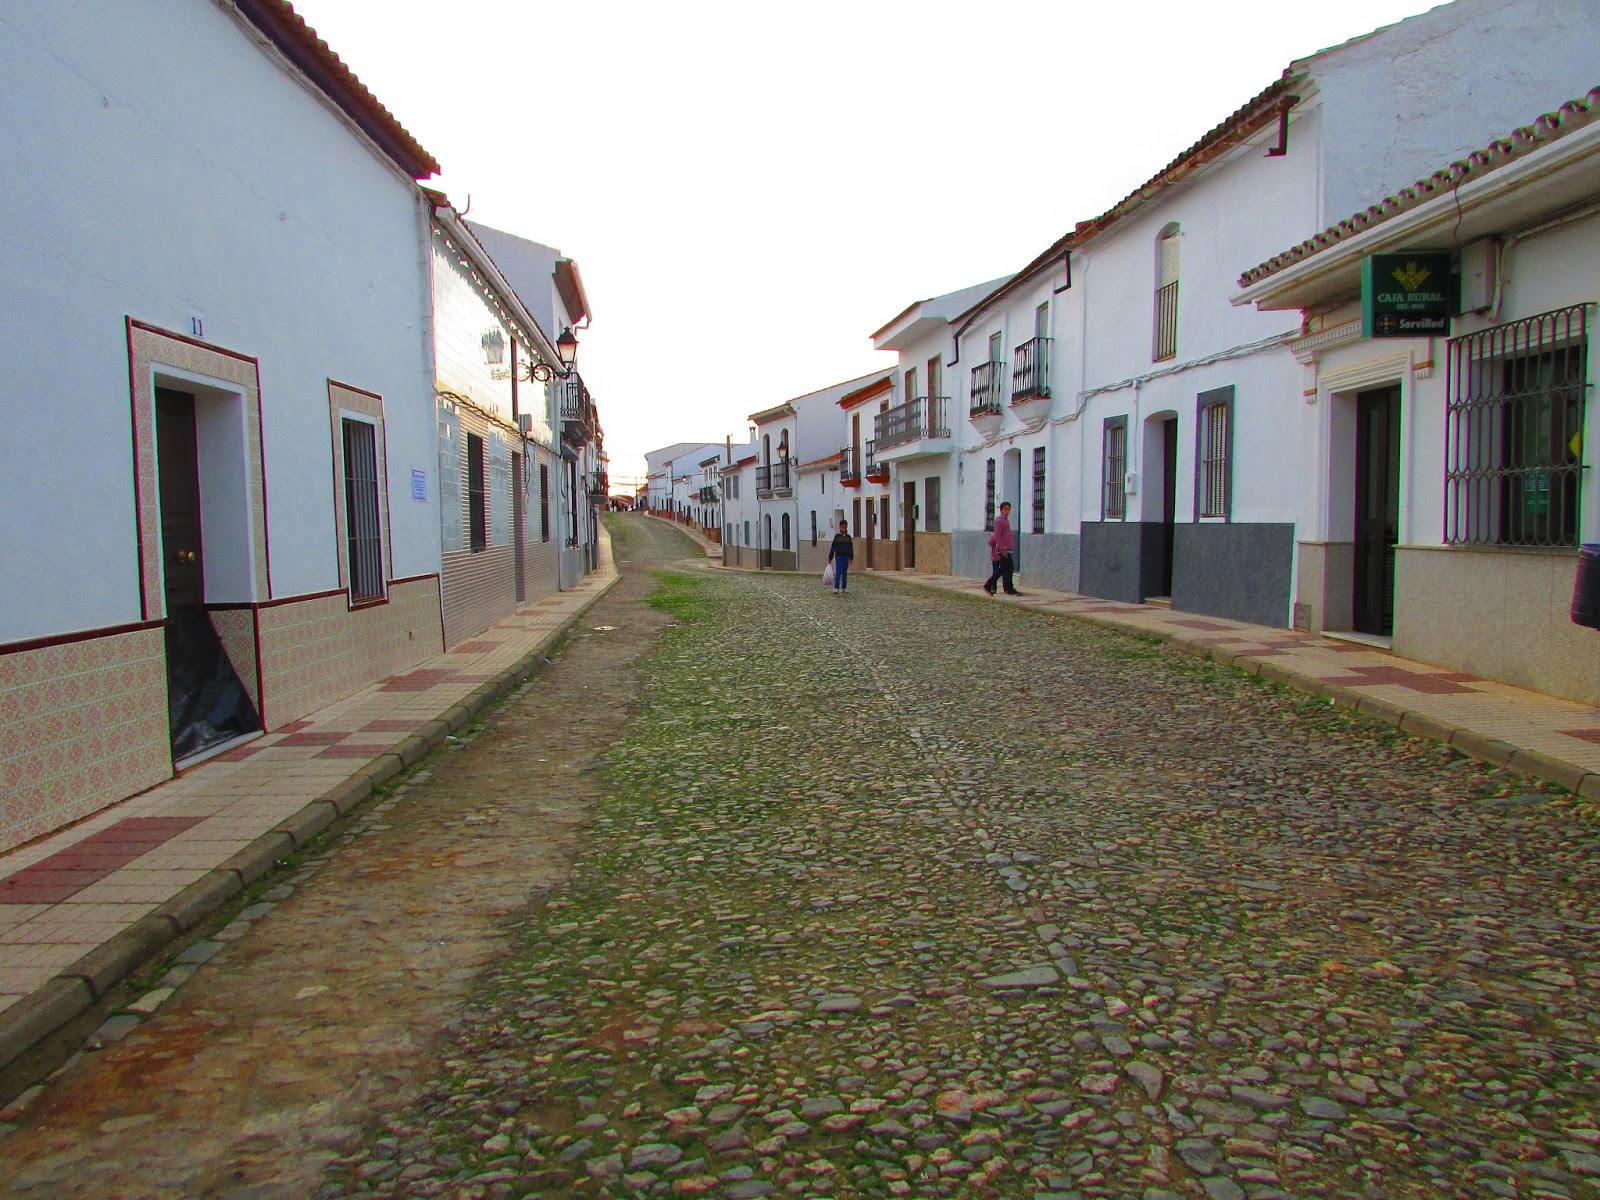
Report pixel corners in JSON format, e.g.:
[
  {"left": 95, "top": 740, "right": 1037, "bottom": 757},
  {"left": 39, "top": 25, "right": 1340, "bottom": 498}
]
[
  {"left": 1445, "top": 305, "right": 1589, "bottom": 548},
  {"left": 1031, "top": 447, "right": 1046, "bottom": 534},
  {"left": 970, "top": 362, "right": 1007, "bottom": 416},
  {"left": 341, "top": 418, "right": 384, "bottom": 601},
  {"left": 984, "top": 459, "right": 996, "bottom": 531},
  {"left": 538, "top": 461, "right": 550, "bottom": 542},
  {"left": 1103, "top": 420, "right": 1127, "bottom": 519},
  {"left": 1200, "top": 400, "right": 1231, "bottom": 518},
  {"left": 1013, "top": 337, "right": 1053, "bottom": 402},
  {"left": 466, "top": 432, "right": 487, "bottom": 552}
]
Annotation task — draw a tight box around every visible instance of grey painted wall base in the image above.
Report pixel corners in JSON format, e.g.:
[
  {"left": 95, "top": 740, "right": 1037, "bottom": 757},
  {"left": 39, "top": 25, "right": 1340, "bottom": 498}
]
[
  {"left": 1172, "top": 523, "right": 1293, "bottom": 627},
  {"left": 950, "top": 531, "right": 1080, "bottom": 593},
  {"left": 1079, "top": 522, "right": 1147, "bottom": 604},
  {"left": 1081, "top": 520, "right": 1294, "bottom": 626}
]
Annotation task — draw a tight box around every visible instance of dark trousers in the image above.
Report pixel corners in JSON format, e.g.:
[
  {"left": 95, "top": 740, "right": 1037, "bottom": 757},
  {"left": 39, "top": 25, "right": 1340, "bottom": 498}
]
[
  {"left": 833, "top": 558, "right": 850, "bottom": 590},
  {"left": 985, "top": 554, "right": 1016, "bottom": 594}
]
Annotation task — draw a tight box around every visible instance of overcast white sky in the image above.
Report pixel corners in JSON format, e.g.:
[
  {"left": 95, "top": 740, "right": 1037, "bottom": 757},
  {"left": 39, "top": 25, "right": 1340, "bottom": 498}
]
[{"left": 291, "top": 0, "right": 1444, "bottom": 485}]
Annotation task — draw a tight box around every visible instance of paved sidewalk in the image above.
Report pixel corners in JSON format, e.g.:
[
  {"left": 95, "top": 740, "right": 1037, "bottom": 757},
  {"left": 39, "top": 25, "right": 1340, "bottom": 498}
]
[
  {"left": 0, "top": 539, "right": 618, "bottom": 1074},
  {"left": 876, "top": 569, "right": 1600, "bottom": 801}
]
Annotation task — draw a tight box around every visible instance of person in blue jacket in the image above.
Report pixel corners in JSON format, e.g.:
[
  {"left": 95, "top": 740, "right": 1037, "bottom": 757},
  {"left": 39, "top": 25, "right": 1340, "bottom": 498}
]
[{"left": 827, "top": 519, "right": 854, "bottom": 593}]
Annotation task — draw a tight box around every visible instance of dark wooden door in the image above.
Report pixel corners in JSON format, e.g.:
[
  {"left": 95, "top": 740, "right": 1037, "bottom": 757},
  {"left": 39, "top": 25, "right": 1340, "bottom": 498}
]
[
  {"left": 901, "top": 481, "right": 916, "bottom": 569},
  {"left": 1159, "top": 417, "right": 1178, "bottom": 596},
  {"left": 156, "top": 388, "right": 204, "bottom": 611},
  {"left": 1354, "top": 386, "right": 1401, "bottom": 636}
]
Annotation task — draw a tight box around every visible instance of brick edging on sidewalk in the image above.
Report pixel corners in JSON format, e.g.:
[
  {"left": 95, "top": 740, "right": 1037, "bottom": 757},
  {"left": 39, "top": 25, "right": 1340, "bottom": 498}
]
[
  {"left": 873, "top": 571, "right": 1600, "bottom": 805},
  {"left": 0, "top": 572, "right": 620, "bottom": 1076}
]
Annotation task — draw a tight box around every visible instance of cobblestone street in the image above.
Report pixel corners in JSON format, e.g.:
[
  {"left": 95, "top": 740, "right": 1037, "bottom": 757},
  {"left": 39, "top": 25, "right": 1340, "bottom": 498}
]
[{"left": 323, "top": 516, "right": 1600, "bottom": 1200}]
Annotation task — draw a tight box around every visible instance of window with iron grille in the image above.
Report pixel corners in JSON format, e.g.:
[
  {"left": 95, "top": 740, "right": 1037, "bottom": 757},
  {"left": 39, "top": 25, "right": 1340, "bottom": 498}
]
[
  {"left": 984, "top": 458, "right": 996, "bottom": 531},
  {"left": 810, "top": 510, "right": 818, "bottom": 546},
  {"left": 1103, "top": 417, "right": 1127, "bottom": 519},
  {"left": 1031, "top": 447, "right": 1046, "bottom": 534},
  {"left": 539, "top": 461, "right": 550, "bottom": 541},
  {"left": 467, "top": 433, "right": 487, "bottom": 552},
  {"left": 1446, "top": 305, "right": 1589, "bottom": 548},
  {"left": 1154, "top": 226, "right": 1180, "bottom": 362},
  {"left": 341, "top": 418, "right": 384, "bottom": 601},
  {"left": 782, "top": 513, "right": 791, "bottom": 550},
  {"left": 925, "top": 475, "right": 941, "bottom": 533},
  {"left": 1196, "top": 386, "right": 1233, "bottom": 519},
  {"left": 744, "top": 520, "right": 750, "bottom": 546}
]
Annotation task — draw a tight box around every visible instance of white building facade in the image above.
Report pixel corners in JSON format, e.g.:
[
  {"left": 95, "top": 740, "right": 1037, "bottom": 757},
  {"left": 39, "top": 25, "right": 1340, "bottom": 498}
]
[
  {"left": 1236, "top": 87, "right": 1600, "bottom": 705},
  {"left": 0, "top": 0, "right": 445, "bottom": 851}
]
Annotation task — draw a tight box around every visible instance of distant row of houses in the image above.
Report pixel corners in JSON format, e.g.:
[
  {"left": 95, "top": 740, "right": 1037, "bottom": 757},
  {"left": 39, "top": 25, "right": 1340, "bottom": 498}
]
[
  {"left": 648, "top": 0, "right": 1600, "bottom": 709},
  {"left": 0, "top": 1, "right": 609, "bottom": 853}
]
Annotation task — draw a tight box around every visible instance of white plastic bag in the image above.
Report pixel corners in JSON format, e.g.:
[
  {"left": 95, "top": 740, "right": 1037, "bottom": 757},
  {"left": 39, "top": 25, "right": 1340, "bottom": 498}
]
[{"left": 822, "top": 560, "right": 835, "bottom": 587}]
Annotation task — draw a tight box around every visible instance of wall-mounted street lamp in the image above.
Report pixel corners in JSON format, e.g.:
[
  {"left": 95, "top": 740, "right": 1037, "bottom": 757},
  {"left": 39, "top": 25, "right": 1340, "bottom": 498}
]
[{"left": 519, "top": 327, "right": 580, "bottom": 382}]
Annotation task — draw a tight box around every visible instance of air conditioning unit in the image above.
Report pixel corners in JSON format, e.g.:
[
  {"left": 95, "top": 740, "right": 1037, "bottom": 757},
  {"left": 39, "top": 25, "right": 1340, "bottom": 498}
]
[{"left": 516, "top": 413, "right": 533, "bottom": 435}]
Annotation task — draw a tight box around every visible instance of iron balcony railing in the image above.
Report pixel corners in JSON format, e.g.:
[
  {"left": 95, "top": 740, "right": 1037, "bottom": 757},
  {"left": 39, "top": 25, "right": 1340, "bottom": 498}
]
[
  {"left": 755, "top": 460, "right": 791, "bottom": 494},
  {"left": 864, "top": 439, "right": 887, "bottom": 479},
  {"left": 839, "top": 446, "right": 861, "bottom": 484},
  {"left": 697, "top": 484, "right": 717, "bottom": 503},
  {"left": 876, "top": 396, "right": 951, "bottom": 449},
  {"left": 969, "top": 362, "right": 1007, "bottom": 416},
  {"left": 561, "top": 376, "right": 598, "bottom": 445},
  {"left": 1011, "top": 337, "right": 1052, "bottom": 402}
]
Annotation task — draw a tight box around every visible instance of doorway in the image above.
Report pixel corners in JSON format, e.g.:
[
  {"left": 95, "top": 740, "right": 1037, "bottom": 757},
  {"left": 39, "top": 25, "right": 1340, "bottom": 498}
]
[
  {"left": 155, "top": 387, "right": 260, "bottom": 762},
  {"left": 512, "top": 451, "right": 525, "bottom": 601},
  {"left": 1158, "top": 416, "right": 1178, "bottom": 596},
  {"left": 1353, "top": 386, "right": 1401, "bottom": 636},
  {"left": 901, "top": 481, "right": 916, "bottom": 569}
]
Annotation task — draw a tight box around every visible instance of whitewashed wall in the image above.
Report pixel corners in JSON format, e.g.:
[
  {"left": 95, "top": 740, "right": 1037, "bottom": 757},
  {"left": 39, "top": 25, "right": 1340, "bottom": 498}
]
[
  {"left": 0, "top": 0, "right": 436, "bottom": 641},
  {"left": 1313, "top": 0, "right": 1600, "bottom": 227}
]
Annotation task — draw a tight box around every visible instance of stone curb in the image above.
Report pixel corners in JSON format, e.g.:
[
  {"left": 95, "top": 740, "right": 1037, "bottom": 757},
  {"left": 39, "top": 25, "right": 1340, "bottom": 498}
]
[
  {"left": 0, "top": 569, "right": 620, "bottom": 1077},
  {"left": 874, "top": 571, "right": 1598, "bottom": 802}
]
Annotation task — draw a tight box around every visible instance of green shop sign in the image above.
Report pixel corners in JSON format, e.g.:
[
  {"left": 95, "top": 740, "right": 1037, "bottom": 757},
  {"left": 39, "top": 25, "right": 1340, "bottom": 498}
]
[{"left": 1362, "top": 252, "right": 1453, "bottom": 337}]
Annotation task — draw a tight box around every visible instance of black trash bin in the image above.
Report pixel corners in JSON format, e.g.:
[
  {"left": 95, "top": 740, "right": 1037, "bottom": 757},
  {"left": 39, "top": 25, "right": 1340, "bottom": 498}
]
[{"left": 1573, "top": 544, "right": 1600, "bottom": 629}]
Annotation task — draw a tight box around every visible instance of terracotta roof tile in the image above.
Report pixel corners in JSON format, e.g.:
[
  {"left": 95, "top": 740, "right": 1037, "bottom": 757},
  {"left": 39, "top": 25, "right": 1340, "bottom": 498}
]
[
  {"left": 236, "top": 0, "right": 440, "bottom": 179},
  {"left": 1238, "top": 86, "right": 1600, "bottom": 288}
]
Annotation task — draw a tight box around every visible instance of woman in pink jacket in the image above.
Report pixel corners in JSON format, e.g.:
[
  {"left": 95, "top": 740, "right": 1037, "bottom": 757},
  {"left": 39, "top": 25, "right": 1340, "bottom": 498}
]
[{"left": 984, "top": 501, "right": 1021, "bottom": 596}]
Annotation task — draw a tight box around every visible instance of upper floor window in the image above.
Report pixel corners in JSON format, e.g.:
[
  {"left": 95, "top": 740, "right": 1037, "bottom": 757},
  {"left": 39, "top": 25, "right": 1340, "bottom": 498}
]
[
  {"left": 988, "top": 331, "right": 1003, "bottom": 363},
  {"left": 1445, "top": 305, "right": 1589, "bottom": 548},
  {"left": 1035, "top": 302, "right": 1050, "bottom": 339},
  {"left": 927, "top": 355, "right": 942, "bottom": 399},
  {"left": 1154, "top": 225, "right": 1180, "bottom": 362},
  {"left": 905, "top": 366, "right": 918, "bottom": 401}
]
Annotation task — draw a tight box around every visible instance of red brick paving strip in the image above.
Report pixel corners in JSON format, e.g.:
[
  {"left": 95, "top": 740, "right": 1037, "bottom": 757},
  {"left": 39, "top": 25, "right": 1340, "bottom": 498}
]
[{"left": 0, "top": 816, "right": 205, "bottom": 904}]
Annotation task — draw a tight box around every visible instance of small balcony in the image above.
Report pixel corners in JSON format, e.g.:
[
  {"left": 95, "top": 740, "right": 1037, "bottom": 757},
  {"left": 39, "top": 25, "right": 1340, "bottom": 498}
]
[
  {"left": 697, "top": 484, "right": 718, "bottom": 503},
  {"left": 864, "top": 440, "right": 889, "bottom": 483},
  {"left": 969, "top": 361, "right": 1007, "bottom": 420},
  {"left": 839, "top": 446, "right": 862, "bottom": 487},
  {"left": 560, "top": 376, "right": 598, "bottom": 447},
  {"left": 755, "top": 459, "right": 791, "bottom": 498},
  {"left": 874, "top": 396, "right": 952, "bottom": 463},
  {"left": 1011, "top": 337, "right": 1052, "bottom": 407}
]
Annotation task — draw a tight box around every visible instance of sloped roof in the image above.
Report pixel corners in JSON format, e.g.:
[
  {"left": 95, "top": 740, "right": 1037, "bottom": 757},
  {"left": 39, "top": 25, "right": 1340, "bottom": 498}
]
[
  {"left": 1238, "top": 85, "right": 1600, "bottom": 288},
  {"left": 234, "top": 0, "right": 439, "bottom": 179}
]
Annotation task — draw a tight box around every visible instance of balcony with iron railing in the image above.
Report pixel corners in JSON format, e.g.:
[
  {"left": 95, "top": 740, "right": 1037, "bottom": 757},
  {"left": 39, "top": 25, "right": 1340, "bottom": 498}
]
[
  {"left": 560, "top": 376, "right": 598, "bottom": 446},
  {"left": 755, "top": 459, "right": 792, "bottom": 497},
  {"left": 875, "top": 396, "right": 952, "bottom": 461},
  {"left": 839, "top": 446, "right": 862, "bottom": 487},
  {"left": 697, "top": 484, "right": 718, "bottom": 503},
  {"left": 864, "top": 439, "right": 889, "bottom": 482},
  {"left": 969, "top": 362, "right": 1007, "bottom": 418},
  {"left": 1011, "top": 337, "right": 1052, "bottom": 404}
]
